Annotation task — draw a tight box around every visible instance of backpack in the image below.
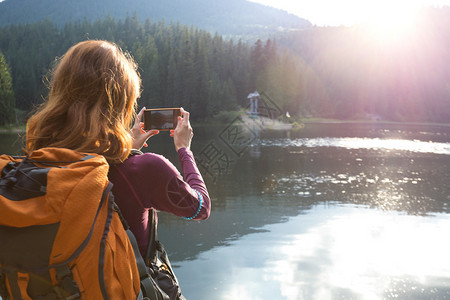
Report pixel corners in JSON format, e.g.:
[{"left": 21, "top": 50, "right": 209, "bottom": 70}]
[{"left": 0, "top": 147, "right": 146, "bottom": 300}]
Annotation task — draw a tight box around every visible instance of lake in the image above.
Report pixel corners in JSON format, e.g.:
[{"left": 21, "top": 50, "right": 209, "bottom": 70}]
[{"left": 1, "top": 122, "right": 449, "bottom": 299}]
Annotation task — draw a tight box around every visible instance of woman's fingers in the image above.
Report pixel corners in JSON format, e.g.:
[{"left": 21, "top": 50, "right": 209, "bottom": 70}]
[
  {"left": 147, "top": 129, "right": 159, "bottom": 137},
  {"left": 134, "top": 107, "right": 146, "bottom": 128},
  {"left": 131, "top": 107, "right": 159, "bottom": 149},
  {"left": 172, "top": 108, "right": 193, "bottom": 151},
  {"left": 180, "top": 107, "right": 189, "bottom": 123},
  {"left": 134, "top": 129, "right": 159, "bottom": 149}
]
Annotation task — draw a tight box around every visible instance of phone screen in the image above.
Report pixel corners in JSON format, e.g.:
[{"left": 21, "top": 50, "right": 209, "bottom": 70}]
[{"left": 143, "top": 108, "right": 181, "bottom": 130}]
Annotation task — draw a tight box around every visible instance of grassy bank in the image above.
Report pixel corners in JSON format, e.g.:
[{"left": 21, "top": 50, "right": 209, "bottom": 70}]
[{"left": 0, "top": 125, "right": 25, "bottom": 133}]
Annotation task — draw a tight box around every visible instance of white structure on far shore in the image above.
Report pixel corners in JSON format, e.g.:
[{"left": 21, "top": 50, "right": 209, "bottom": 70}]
[{"left": 247, "top": 90, "right": 260, "bottom": 118}]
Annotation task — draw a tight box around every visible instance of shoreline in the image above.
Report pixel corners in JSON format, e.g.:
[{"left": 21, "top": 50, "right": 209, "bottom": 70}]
[
  {"left": 1, "top": 119, "right": 449, "bottom": 134},
  {"left": 301, "top": 118, "right": 450, "bottom": 127}
]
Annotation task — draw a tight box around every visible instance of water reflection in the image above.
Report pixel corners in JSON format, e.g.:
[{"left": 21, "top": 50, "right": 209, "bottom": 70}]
[
  {"left": 167, "top": 123, "right": 450, "bottom": 299},
  {"left": 175, "top": 204, "right": 450, "bottom": 300},
  {"left": 258, "top": 137, "right": 450, "bottom": 155},
  {"left": 1, "top": 123, "right": 449, "bottom": 299},
  {"left": 273, "top": 159, "right": 449, "bottom": 215},
  {"left": 284, "top": 123, "right": 449, "bottom": 143}
]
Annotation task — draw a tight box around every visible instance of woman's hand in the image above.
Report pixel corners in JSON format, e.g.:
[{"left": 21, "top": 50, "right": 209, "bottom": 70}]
[
  {"left": 170, "top": 107, "right": 193, "bottom": 151},
  {"left": 130, "top": 107, "right": 159, "bottom": 150}
]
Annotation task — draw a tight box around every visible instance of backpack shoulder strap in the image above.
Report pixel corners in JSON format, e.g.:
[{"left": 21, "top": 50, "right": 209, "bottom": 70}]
[
  {"left": 113, "top": 201, "right": 159, "bottom": 300},
  {"left": 126, "top": 149, "right": 158, "bottom": 265},
  {"left": 0, "top": 272, "right": 7, "bottom": 300},
  {"left": 145, "top": 208, "right": 158, "bottom": 265},
  {"left": 115, "top": 150, "right": 167, "bottom": 299}
]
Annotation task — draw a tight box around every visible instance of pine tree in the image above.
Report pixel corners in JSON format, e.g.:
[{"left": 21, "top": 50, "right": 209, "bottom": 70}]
[
  {"left": 192, "top": 32, "right": 212, "bottom": 116},
  {"left": 0, "top": 52, "right": 15, "bottom": 126},
  {"left": 249, "top": 39, "right": 264, "bottom": 90},
  {"left": 138, "top": 35, "right": 161, "bottom": 108},
  {"left": 178, "top": 27, "right": 195, "bottom": 107}
]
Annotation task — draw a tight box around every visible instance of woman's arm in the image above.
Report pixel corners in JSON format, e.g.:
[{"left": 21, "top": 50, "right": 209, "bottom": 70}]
[
  {"left": 165, "top": 107, "right": 210, "bottom": 219},
  {"left": 119, "top": 107, "right": 210, "bottom": 219},
  {"left": 172, "top": 148, "right": 210, "bottom": 220}
]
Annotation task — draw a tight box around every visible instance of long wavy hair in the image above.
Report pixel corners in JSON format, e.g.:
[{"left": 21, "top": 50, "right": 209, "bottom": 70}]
[{"left": 26, "top": 40, "right": 140, "bottom": 163}]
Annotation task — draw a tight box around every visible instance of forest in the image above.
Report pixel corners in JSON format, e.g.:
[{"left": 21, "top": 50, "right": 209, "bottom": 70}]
[
  {"left": 0, "top": 7, "right": 449, "bottom": 126},
  {"left": 0, "top": 16, "right": 272, "bottom": 123}
]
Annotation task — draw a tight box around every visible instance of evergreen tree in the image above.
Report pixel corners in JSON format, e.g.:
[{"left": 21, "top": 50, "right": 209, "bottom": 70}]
[
  {"left": 136, "top": 35, "right": 161, "bottom": 108},
  {"left": 191, "top": 31, "right": 211, "bottom": 116},
  {"left": 249, "top": 39, "right": 265, "bottom": 90},
  {"left": 0, "top": 52, "right": 15, "bottom": 125},
  {"left": 178, "top": 27, "right": 195, "bottom": 107}
]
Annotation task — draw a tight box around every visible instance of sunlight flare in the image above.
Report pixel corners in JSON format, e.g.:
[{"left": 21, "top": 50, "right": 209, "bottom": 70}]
[{"left": 364, "top": 0, "right": 422, "bottom": 43}]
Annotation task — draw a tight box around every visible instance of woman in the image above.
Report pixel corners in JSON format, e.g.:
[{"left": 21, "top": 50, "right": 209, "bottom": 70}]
[
  {"left": 26, "top": 40, "right": 211, "bottom": 298},
  {"left": 111, "top": 106, "right": 211, "bottom": 255}
]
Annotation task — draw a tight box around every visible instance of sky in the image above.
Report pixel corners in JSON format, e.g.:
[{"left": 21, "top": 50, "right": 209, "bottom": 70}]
[{"left": 249, "top": 0, "right": 450, "bottom": 26}]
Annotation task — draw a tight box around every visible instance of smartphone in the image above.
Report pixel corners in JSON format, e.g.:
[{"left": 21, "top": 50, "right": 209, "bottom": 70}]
[{"left": 143, "top": 108, "right": 181, "bottom": 131}]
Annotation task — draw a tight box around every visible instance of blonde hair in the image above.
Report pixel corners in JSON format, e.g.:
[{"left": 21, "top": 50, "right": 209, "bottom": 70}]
[{"left": 26, "top": 40, "right": 140, "bottom": 163}]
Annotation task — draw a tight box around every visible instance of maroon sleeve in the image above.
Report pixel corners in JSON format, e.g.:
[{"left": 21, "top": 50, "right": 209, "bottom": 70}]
[
  {"left": 111, "top": 150, "right": 210, "bottom": 218},
  {"left": 175, "top": 147, "right": 210, "bottom": 220},
  {"left": 108, "top": 149, "right": 211, "bottom": 255}
]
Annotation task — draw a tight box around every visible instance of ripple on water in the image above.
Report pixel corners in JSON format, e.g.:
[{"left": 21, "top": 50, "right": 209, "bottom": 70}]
[{"left": 273, "top": 168, "right": 445, "bottom": 215}]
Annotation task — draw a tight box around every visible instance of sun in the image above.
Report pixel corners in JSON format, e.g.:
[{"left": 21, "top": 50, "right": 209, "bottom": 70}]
[{"left": 362, "top": 1, "right": 422, "bottom": 43}]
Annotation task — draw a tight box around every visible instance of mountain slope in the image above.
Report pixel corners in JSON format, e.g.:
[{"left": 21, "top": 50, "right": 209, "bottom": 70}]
[{"left": 0, "top": 0, "right": 311, "bottom": 35}]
